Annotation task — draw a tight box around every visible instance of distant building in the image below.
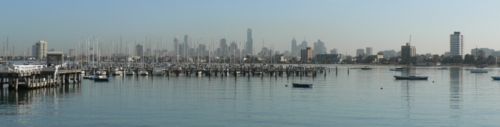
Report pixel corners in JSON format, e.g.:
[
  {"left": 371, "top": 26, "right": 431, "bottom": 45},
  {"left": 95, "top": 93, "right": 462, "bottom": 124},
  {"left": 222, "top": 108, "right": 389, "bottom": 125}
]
[
  {"left": 471, "top": 48, "right": 495, "bottom": 57},
  {"left": 301, "top": 47, "right": 313, "bottom": 63},
  {"left": 379, "top": 50, "right": 397, "bottom": 59},
  {"left": 314, "top": 54, "right": 342, "bottom": 64},
  {"left": 183, "top": 35, "right": 189, "bottom": 57},
  {"left": 173, "top": 38, "right": 179, "bottom": 56},
  {"left": 68, "top": 49, "right": 75, "bottom": 57},
  {"left": 366, "top": 47, "right": 373, "bottom": 56},
  {"left": 330, "top": 48, "right": 338, "bottom": 54},
  {"left": 245, "top": 28, "right": 253, "bottom": 55},
  {"left": 313, "top": 40, "right": 327, "bottom": 55},
  {"left": 450, "top": 31, "right": 464, "bottom": 56},
  {"left": 356, "top": 49, "right": 365, "bottom": 57},
  {"left": 32, "top": 40, "right": 48, "bottom": 60},
  {"left": 291, "top": 38, "right": 298, "bottom": 57},
  {"left": 228, "top": 41, "right": 240, "bottom": 57},
  {"left": 217, "top": 38, "right": 228, "bottom": 57},
  {"left": 401, "top": 43, "right": 416, "bottom": 63},
  {"left": 46, "top": 51, "right": 63, "bottom": 66},
  {"left": 135, "top": 44, "right": 144, "bottom": 57}
]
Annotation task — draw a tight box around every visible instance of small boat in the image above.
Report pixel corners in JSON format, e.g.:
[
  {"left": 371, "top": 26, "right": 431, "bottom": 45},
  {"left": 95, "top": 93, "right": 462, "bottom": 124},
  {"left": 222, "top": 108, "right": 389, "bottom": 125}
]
[
  {"left": 138, "top": 70, "right": 149, "bottom": 76},
  {"left": 152, "top": 68, "right": 164, "bottom": 76},
  {"left": 83, "top": 75, "right": 94, "bottom": 79},
  {"left": 394, "top": 75, "right": 428, "bottom": 80},
  {"left": 470, "top": 68, "right": 488, "bottom": 73},
  {"left": 492, "top": 76, "right": 500, "bottom": 80},
  {"left": 361, "top": 66, "right": 372, "bottom": 70},
  {"left": 292, "top": 83, "right": 313, "bottom": 88},
  {"left": 125, "top": 70, "right": 135, "bottom": 76},
  {"left": 94, "top": 75, "right": 109, "bottom": 82},
  {"left": 390, "top": 67, "right": 405, "bottom": 71},
  {"left": 112, "top": 68, "right": 123, "bottom": 76}
]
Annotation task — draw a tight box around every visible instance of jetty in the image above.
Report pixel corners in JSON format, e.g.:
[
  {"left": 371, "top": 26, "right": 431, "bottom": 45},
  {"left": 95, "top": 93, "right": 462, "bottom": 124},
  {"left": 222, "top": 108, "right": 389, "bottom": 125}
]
[{"left": 0, "top": 67, "right": 82, "bottom": 90}]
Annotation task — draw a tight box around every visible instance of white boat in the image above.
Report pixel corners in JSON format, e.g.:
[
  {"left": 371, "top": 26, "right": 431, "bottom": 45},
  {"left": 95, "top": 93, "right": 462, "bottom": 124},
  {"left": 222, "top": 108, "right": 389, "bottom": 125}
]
[
  {"left": 94, "top": 75, "right": 109, "bottom": 82},
  {"left": 112, "top": 68, "right": 123, "bottom": 76},
  {"left": 125, "top": 69, "right": 135, "bottom": 76},
  {"left": 152, "top": 68, "right": 164, "bottom": 76},
  {"left": 138, "top": 70, "right": 149, "bottom": 76}
]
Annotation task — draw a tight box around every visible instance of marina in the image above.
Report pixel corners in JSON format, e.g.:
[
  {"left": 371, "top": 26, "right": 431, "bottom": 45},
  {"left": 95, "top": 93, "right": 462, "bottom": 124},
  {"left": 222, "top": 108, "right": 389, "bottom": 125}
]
[{"left": 3, "top": 65, "right": 500, "bottom": 126}]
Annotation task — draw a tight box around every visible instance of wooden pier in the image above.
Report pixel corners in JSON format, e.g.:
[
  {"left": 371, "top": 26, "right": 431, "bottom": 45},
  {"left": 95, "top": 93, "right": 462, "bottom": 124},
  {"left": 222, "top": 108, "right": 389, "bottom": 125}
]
[{"left": 0, "top": 68, "right": 82, "bottom": 90}]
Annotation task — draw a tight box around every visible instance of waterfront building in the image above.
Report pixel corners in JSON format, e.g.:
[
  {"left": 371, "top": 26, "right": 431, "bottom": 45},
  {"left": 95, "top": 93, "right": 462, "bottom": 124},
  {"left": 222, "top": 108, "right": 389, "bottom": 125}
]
[
  {"left": 245, "top": 28, "right": 253, "bottom": 55},
  {"left": 401, "top": 43, "right": 416, "bottom": 63},
  {"left": 450, "top": 31, "right": 464, "bottom": 56},
  {"left": 32, "top": 40, "right": 48, "bottom": 60},
  {"left": 301, "top": 47, "right": 313, "bottom": 63},
  {"left": 314, "top": 54, "right": 342, "bottom": 64}
]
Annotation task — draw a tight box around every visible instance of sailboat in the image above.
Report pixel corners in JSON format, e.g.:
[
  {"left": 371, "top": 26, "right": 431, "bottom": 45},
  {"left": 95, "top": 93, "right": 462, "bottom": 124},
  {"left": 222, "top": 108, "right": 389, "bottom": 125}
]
[
  {"left": 93, "top": 38, "right": 109, "bottom": 82},
  {"left": 393, "top": 35, "right": 428, "bottom": 80}
]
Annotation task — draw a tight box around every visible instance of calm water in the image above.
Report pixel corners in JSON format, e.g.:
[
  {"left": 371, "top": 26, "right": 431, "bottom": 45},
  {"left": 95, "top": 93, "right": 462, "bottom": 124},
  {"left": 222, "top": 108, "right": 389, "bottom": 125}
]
[{"left": 2, "top": 66, "right": 500, "bottom": 127}]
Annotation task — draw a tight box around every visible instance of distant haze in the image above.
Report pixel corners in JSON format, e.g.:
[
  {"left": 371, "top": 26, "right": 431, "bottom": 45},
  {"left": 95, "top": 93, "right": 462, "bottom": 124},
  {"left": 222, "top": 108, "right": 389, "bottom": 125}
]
[{"left": 1, "top": 0, "right": 500, "bottom": 55}]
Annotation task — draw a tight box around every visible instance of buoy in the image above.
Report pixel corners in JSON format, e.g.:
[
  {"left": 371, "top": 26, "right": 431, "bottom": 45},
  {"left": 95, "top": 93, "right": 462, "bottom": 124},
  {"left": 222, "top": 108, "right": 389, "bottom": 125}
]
[{"left": 380, "top": 87, "right": 383, "bottom": 90}]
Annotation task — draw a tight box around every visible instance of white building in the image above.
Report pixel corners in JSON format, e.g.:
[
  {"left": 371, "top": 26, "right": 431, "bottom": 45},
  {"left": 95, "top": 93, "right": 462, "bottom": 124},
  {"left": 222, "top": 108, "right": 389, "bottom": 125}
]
[
  {"left": 32, "top": 40, "right": 48, "bottom": 60},
  {"left": 450, "top": 31, "right": 463, "bottom": 56}
]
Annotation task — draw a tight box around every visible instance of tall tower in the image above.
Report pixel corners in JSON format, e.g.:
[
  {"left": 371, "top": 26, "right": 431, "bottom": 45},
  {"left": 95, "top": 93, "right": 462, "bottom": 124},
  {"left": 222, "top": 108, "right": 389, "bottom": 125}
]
[
  {"left": 245, "top": 28, "right": 253, "bottom": 55},
  {"left": 173, "top": 38, "right": 178, "bottom": 56},
  {"left": 450, "top": 31, "right": 463, "bottom": 56},
  {"left": 291, "top": 38, "right": 297, "bottom": 57},
  {"left": 183, "top": 35, "right": 189, "bottom": 57}
]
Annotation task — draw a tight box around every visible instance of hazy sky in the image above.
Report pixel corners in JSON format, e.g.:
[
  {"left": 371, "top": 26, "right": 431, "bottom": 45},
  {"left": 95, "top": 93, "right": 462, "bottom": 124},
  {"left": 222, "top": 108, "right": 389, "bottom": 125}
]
[{"left": 1, "top": 0, "right": 500, "bottom": 55}]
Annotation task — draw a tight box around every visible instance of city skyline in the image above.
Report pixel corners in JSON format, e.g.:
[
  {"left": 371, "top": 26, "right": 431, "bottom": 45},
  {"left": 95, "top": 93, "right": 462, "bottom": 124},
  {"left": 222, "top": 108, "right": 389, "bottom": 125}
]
[{"left": 1, "top": 0, "right": 500, "bottom": 55}]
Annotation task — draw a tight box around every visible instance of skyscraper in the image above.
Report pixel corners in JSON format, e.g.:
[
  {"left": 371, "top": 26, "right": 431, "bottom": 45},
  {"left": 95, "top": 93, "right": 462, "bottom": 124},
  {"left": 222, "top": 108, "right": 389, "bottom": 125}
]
[
  {"left": 356, "top": 49, "right": 365, "bottom": 57},
  {"left": 291, "top": 38, "right": 297, "bottom": 57},
  {"left": 135, "top": 44, "right": 144, "bottom": 57},
  {"left": 32, "top": 40, "right": 48, "bottom": 60},
  {"left": 366, "top": 47, "right": 373, "bottom": 56},
  {"left": 313, "top": 39, "right": 327, "bottom": 55},
  {"left": 184, "top": 35, "right": 189, "bottom": 57},
  {"left": 450, "top": 31, "right": 463, "bottom": 56},
  {"left": 217, "top": 38, "right": 228, "bottom": 57},
  {"left": 245, "top": 28, "right": 253, "bottom": 55},
  {"left": 401, "top": 43, "right": 416, "bottom": 63},
  {"left": 301, "top": 47, "right": 313, "bottom": 63},
  {"left": 173, "top": 38, "right": 179, "bottom": 56}
]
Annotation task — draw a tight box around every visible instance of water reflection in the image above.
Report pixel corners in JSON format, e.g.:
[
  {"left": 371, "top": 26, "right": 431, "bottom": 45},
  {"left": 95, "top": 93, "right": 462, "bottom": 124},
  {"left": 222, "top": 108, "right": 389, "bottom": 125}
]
[
  {"left": 0, "top": 85, "right": 81, "bottom": 115},
  {"left": 449, "top": 67, "right": 463, "bottom": 109}
]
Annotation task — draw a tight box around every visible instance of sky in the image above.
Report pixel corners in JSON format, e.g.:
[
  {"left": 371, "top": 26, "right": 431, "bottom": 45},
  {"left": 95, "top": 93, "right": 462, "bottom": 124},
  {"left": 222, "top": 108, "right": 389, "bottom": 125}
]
[{"left": 1, "top": 0, "right": 500, "bottom": 55}]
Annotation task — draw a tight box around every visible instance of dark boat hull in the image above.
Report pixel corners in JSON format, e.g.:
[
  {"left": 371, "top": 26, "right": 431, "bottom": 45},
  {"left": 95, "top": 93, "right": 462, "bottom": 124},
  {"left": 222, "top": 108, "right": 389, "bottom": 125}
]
[
  {"left": 292, "top": 83, "right": 313, "bottom": 88},
  {"left": 394, "top": 76, "right": 428, "bottom": 80},
  {"left": 492, "top": 76, "right": 500, "bottom": 80}
]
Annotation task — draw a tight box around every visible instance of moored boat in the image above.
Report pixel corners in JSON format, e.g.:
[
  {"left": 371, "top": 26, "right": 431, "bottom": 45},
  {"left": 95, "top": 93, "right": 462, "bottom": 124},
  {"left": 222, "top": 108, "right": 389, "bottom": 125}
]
[
  {"left": 361, "top": 66, "right": 372, "bottom": 70},
  {"left": 138, "top": 70, "right": 149, "bottom": 76},
  {"left": 94, "top": 75, "right": 109, "bottom": 82},
  {"left": 492, "top": 76, "right": 500, "bottom": 80},
  {"left": 470, "top": 68, "right": 488, "bottom": 73},
  {"left": 394, "top": 75, "right": 428, "bottom": 80},
  {"left": 292, "top": 83, "right": 313, "bottom": 88}
]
